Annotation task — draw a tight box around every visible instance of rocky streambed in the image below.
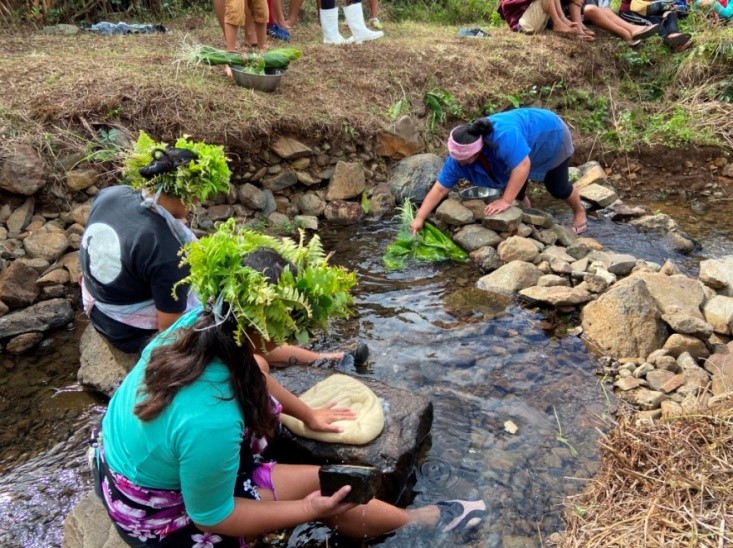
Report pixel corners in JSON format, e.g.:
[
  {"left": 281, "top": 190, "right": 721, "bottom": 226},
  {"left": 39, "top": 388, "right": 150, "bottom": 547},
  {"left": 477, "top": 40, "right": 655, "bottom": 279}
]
[{"left": 1, "top": 127, "right": 733, "bottom": 546}]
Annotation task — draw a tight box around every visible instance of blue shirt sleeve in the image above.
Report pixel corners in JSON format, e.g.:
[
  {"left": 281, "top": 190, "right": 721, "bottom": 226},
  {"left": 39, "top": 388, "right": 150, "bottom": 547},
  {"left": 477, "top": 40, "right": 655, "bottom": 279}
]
[{"left": 436, "top": 158, "right": 463, "bottom": 189}]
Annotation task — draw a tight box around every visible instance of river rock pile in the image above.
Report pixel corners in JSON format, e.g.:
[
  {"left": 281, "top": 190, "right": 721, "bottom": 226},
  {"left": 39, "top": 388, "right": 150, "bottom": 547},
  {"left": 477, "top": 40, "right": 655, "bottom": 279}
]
[
  {"left": 1, "top": 126, "right": 732, "bottom": 425},
  {"left": 390, "top": 157, "right": 731, "bottom": 423}
]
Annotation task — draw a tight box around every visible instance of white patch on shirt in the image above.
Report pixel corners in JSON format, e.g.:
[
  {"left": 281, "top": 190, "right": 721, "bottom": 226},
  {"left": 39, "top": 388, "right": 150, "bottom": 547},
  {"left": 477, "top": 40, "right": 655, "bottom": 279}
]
[{"left": 82, "top": 223, "right": 122, "bottom": 284}]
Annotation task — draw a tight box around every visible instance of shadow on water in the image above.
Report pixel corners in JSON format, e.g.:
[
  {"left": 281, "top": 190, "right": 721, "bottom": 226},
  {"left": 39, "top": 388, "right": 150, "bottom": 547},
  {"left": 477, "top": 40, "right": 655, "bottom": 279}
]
[{"left": 3, "top": 192, "right": 732, "bottom": 547}]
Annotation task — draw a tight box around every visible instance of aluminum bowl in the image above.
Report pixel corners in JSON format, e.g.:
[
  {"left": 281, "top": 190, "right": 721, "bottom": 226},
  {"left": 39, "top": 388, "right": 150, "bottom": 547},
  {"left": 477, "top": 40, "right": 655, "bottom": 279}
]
[
  {"left": 458, "top": 186, "right": 501, "bottom": 203},
  {"left": 231, "top": 67, "right": 283, "bottom": 92}
]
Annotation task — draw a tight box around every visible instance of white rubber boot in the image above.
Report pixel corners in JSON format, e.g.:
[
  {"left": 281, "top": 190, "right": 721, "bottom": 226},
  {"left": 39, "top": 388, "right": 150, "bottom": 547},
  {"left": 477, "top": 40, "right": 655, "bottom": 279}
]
[
  {"left": 320, "top": 8, "right": 353, "bottom": 45},
  {"left": 343, "top": 2, "right": 384, "bottom": 43}
]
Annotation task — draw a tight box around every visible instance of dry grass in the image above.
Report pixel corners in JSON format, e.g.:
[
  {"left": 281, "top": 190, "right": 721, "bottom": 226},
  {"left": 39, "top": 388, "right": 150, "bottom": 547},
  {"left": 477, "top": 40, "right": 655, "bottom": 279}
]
[
  {"left": 0, "top": 18, "right": 609, "bottom": 158},
  {"left": 560, "top": 399, "right": 733, "bottom": 547}
]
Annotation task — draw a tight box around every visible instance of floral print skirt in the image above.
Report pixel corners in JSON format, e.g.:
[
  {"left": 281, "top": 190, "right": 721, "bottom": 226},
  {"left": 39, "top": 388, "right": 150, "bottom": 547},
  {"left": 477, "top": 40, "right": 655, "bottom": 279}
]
[{"left": 95, "top": 444, "right": 265, "bottom": 547}]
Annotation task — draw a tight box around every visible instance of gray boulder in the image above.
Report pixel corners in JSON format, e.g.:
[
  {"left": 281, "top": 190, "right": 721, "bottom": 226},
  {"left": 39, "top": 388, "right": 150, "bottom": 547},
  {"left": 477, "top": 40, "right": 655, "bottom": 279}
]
[
  {"left": 0, "top": 298, "right": 74, "bottom": 339},
  {"left": 78, "top": 324, "right": 138, "bottom": 397},
  {"left": 270, "top": 366, "right": 433, "bottom": 503},
  {"left": 62, "top": 492, "right": 126, "bottom": 548},
  {"left": 389, "top": 153, "right": 443, "bottom": 204}
]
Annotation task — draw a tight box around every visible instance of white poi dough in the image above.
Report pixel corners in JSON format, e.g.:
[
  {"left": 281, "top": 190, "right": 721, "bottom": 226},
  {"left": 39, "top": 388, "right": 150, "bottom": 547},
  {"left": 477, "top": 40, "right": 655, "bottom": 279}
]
[{"left": 280, "top": 374, "right": 385, "bottom": 445}]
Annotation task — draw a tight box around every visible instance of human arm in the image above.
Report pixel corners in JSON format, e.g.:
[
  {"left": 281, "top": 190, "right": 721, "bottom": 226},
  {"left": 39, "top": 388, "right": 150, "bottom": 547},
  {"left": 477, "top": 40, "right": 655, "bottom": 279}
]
[
  {"left": 409, "top": 182, "right": 450, "bottom": 234},
  {"left": 157, "top": 310, "right": 183, "bottom": 332},
  {"left": 712, "top": 0, "right": 733, "bottom": 17},
  {"left": 265, "top": 373, "right": 357, "bottom": 432},
  {"left": 197, "top": 486, "right": 356, "bottom": 537},
  {"left": 484, "top": 156, "right": 531, "bottom": 216}
]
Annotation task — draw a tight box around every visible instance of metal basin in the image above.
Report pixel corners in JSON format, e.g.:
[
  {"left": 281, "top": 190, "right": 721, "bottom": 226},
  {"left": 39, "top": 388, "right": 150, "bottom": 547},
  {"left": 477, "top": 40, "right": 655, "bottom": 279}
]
[
  {"left": 231, "top": 67, "right": 283, "bottom": 92},
  {"left": 458, "top": 186, "right": 501, "bottom": 203}
]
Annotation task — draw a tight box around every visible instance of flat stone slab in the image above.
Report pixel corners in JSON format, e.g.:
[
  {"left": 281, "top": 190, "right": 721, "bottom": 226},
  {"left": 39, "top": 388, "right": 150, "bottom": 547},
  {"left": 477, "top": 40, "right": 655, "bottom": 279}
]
[
  {"left": 270, "top": 366, "right": 433, "bottom": 503},
  {"left": 63, "top": 492, "right": 126, "bottom": 548}
]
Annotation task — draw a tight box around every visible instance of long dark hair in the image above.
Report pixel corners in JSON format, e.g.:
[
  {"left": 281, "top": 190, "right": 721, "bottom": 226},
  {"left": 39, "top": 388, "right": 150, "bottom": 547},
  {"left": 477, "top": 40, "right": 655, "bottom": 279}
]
[
  {"left": 452, "top": 118, "right": 494, "bottom": 145},
  {"left": 134, "top": 313, "right": 279, "bottom": 439}
]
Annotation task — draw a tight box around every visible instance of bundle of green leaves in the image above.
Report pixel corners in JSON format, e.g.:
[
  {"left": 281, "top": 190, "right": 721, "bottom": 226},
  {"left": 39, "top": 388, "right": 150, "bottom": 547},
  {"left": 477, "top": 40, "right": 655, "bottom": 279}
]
[
  {"left": 176, "top": 219, "right": 357, "bottom": 348},
  {"left": 125, "top": 131, "right": 231, "bottom": 205},
  {"left": 383, "top": 199, "right": 469, "bottom": 270}
]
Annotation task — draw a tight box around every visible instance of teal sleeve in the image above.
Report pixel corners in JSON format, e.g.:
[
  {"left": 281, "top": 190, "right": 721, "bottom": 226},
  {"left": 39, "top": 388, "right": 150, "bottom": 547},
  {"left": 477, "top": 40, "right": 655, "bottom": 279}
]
[
  {"left": 174, "top": 391, "right": 245, "bottom": 526},
  {"left": 714, "top": 1, "right": 733, "bottom": 17}
]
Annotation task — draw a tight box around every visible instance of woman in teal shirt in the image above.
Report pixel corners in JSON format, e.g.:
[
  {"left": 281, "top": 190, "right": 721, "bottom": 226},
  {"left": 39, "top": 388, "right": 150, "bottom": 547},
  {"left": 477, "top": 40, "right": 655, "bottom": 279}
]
[
  {"left": 94, "top": 227, "right": 486, "bottom": 546},
  {"left": 411, "top": 108, "right": 588, "bottom": 235}
]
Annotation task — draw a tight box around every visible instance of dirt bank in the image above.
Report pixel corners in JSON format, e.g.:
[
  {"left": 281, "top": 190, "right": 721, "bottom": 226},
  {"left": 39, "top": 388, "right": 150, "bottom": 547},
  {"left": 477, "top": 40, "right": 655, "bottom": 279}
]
[{"left": 2, "top": 17, "right": 730, "bottom": 206}]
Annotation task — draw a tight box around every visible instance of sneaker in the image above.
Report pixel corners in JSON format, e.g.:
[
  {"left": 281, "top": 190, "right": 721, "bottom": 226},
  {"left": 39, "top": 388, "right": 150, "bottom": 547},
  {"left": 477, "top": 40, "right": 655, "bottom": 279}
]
[
  {"left": 351, "top": 342, "right": 370, "bottom": 368},
  {"left": 336, "top": 342, "right": 370, "bottom": 371},
  {"left": 369, "top": 17, "right": 383, "bottom": 30},
  {"left": 457, "top": 27, "right": 489, "bottom": 38},
  {"left": 267, "top": 23, "right": 290, "bottom": 42}
]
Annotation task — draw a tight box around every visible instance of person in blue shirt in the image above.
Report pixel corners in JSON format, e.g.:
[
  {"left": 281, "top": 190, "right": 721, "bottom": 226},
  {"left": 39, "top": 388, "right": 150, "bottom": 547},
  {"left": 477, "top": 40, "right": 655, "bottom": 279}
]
[{"left": 410, "top": 108, "right": 588, "bottom": 235}]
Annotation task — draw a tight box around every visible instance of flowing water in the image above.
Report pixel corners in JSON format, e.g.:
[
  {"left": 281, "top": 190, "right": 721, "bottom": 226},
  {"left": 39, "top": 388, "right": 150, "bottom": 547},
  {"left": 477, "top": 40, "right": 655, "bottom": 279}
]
[{"left": 1, "top": 192, "right": 731, "bottom": 548}]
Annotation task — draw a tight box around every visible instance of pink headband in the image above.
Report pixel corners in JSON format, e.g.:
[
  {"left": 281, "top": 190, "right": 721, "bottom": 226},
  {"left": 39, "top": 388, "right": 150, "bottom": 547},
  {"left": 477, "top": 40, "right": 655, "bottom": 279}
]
[{"left": 447, "top": 128, "right": 483, "bottom": 161}]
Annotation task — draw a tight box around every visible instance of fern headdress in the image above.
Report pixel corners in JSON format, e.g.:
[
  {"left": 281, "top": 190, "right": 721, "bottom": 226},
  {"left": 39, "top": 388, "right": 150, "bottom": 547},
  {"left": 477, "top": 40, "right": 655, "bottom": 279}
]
[
  {"left": 125, "top": 131, "right": 231, "bottom": 206},
  {"left": 176, "top": 219, "right": 357, "bottom": 348}
]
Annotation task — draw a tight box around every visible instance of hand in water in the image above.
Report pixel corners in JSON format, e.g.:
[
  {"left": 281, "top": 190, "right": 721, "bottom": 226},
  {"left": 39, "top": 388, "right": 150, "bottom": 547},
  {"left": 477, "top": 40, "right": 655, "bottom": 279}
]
[{"left": 409, "top": 218, "right": 424, "bottom": 235}]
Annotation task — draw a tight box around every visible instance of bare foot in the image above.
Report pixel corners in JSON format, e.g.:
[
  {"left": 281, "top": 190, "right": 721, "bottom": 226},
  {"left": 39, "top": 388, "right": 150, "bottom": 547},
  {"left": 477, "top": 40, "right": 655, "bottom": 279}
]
[
  {"left": 223, "top": 65, "right": 233, "bottom": 79},
  {"left": 552, "top": 23, "right": 578, "bottom": 34}
]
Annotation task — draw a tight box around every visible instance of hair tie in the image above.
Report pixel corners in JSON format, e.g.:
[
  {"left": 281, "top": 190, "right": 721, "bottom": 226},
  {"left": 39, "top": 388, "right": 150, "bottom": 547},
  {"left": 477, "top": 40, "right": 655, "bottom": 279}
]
[{"left": 447, "top": 127, "right": 483, "bottom": 161}]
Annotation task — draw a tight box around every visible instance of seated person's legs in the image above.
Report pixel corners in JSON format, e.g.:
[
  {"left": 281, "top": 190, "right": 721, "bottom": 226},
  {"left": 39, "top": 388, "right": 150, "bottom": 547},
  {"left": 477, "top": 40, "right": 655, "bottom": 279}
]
[
  {"left": 518, "top": 0, "right": 551, "bottom": 33},
  {"left": 541, "top": 0, "right": 580, "bottom": 33}
]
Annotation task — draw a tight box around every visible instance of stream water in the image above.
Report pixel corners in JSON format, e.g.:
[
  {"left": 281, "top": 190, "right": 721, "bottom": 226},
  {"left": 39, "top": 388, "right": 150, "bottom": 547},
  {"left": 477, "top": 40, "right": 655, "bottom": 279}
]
[{"left": 0, "top": 191, "right": 731, "bottom": 548}]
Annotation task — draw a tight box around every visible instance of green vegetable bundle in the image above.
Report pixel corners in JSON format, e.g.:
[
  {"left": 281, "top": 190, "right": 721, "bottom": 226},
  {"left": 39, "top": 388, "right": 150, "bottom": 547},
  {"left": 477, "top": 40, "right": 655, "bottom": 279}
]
[
  {"left": 176, "top": 219, "right": 357, "bottom": 348},
  {"left": 192, "top": 45, "right": 302, "bottom": 72},
  {"left": 383, "top": 199, "right": 468, "bottom": 270},
  {"left": 125, "top": 131, "right": 230, "bottom": 206}
]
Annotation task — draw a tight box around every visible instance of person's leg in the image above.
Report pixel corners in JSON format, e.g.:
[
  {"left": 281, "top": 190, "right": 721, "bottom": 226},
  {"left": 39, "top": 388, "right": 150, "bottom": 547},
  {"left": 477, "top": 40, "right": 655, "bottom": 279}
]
[
  {"left": 566, "top": 1, "right": 595, "bottom": 37},
  {"left": 320, "top": 0, "right": 353, "bottom": 44},
  {"left": 270, "top": 0, "right": 290, "bottom": 29},
  {"left": 223, "top": 0, "right": 246, "bottom": 49},
  {"left": 602, "top": 8, "right": 658, "bottom": 39},
  {"left": 368, "top": 0, "right": 383, "bottom": 28},
  {"left": 214, "top": 0, "right": 226, "bottom": 31},
  {"left": 265, "top": 343, "right": 345, "bottom": 367},
  {"left": 543, "top": 157, "right": 587, "bottom": 233},
  {"left": 541, "top": 0, "right": 580, "bottom": 33},
  {"left": 251, "top": 0, "right": 270, "bottom": 48},
  {"left": 519, "top": 0, "right": 552, "bottom": 33},
  {"left": 244, "top": 0, "right": 258, "bottom": 46},
  {"left": 343, "top": 0, "right": 384, "bottom": 41},
  {"left": 266, "top": 464, "right": 441, "bottom": 538},
  {"left": 583, "top": 5, "right": 634, "bottom": 39},
  {"left": 286, "top": 0, "right": 304, "bottom": 27}
]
